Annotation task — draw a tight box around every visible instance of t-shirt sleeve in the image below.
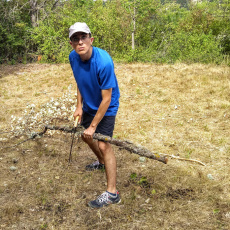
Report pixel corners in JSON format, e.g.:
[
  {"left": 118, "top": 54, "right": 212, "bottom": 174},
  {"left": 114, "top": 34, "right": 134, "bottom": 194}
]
[
  {"left": 69, "top": 50, "right": 78, "bottom": 69},
  {"left": 98, "top": 61, "right": 116, "bottom": 90}
]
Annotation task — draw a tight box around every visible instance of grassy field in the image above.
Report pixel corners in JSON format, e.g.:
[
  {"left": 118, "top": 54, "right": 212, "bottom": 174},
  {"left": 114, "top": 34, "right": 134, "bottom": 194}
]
[{"left": 0, "top": 63, "right": 230, "bottom": 230}]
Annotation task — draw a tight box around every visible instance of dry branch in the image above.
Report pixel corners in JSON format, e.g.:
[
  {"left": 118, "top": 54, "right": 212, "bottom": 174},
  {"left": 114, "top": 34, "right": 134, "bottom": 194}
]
[
  {"left": 165, "top": 154, "right": 206, "bottom": 166},
  {"left": 2, "top": 125, "right": 206, "bottom": 166},
  {"left": 2, "top": 127, "right": 48, "bottom": 149},
  {"left": 44, "top": 125, "right": 168, "bottom": 164}
]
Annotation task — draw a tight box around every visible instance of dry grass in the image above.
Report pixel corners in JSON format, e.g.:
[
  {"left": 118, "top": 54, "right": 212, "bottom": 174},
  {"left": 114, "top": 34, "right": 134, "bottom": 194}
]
[{"left": 0, "top": 63, "right": 230, "bottom": 230}]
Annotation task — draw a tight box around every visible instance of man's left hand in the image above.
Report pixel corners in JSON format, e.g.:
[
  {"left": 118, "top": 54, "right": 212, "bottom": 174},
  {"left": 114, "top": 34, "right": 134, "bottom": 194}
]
[{"left": 83, "top": 126, "right": 96, "bottom": 139}]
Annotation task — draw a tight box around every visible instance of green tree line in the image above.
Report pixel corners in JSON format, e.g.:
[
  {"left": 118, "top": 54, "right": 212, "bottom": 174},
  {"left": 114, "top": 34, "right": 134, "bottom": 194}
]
[{"left": 0, "top": 0, "right": 229, "bottom": 64}]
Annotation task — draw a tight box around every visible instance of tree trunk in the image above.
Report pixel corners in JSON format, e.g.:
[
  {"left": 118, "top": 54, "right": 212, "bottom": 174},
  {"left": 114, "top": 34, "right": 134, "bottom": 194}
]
[
  {"left": 30, "top": 0, "right": 38, "bottom": 27},
  {"left": 132, "top": 2, "right": 136, "bottom": 50}
]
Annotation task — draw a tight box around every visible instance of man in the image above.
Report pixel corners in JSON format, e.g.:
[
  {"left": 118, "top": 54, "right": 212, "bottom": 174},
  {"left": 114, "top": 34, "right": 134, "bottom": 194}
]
[{"left": 69, "top": 22, "right": 120, "bottom": 208}]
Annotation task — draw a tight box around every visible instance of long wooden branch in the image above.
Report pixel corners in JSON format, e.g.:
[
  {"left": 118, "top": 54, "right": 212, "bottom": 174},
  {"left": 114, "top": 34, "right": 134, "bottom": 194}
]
[
  {"left": 2, "top": 125, "right": 206, "bottom": 166},
  {"left": 44, "top": 125, "right": 205, "bottom": 166},
  {"left": 45, "top": 125, "right": 168, "bottom": 164}
]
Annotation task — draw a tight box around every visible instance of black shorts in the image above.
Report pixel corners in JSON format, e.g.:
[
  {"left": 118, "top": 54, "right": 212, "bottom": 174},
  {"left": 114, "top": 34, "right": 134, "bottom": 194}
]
[{"left": 81, "top": 112, "right": 116, "bottom": 137}]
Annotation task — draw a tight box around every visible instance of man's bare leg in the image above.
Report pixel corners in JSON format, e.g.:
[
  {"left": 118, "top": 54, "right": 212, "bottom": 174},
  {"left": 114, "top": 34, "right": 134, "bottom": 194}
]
[
  {"left": 98, "top": 141, "right": 117, "bottom": 194},
  {"left": 87, "top": 140, "right": 119, "bottom": 208},
  {"left": 82, "top": 137, "right": 117, "bottom": 193},
  {"left": 82, "top": 136, "right": 104, "bottom": 164}
]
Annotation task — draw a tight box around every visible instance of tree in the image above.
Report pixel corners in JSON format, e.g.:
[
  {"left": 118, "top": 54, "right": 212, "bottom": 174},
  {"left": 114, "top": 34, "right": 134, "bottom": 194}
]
[{"left": 29, "top": 0, "right": 62, "bottom": 27}]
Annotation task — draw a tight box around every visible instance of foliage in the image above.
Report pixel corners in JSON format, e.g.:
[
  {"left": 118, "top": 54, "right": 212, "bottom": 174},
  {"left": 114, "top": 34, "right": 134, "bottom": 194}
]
[
  {"left": 166, "top": 31, "right": 223, "bottom": 64},
  {"left": 88, "top": 0, "right": 131, "bottom": 57},
  {"left": 0, "top": 0, "right": 229, "bottom": 64},
  {"left": 0, "top": 0, "right": 30, "bottom": 63}
]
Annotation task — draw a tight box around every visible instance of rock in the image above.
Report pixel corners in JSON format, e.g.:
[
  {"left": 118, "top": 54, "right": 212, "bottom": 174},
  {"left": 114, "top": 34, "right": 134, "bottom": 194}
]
[
  {"left": 207, "top": 174, "right": 214, "bottom": 180},
  {"left": 139, "top": 157, "right": 146, "bottom": 162},
  {"left": 10, "top": 166, "right": 17, "bottom": 171}
]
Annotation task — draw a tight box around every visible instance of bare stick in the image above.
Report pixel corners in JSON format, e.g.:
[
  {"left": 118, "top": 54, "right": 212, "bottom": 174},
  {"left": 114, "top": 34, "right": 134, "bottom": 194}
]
[
  {"left": 68, "top": 117, "right": 79, "bottom": 164},
  {"left": 165, "top": 154, "right": 206, "bottom": 166}
]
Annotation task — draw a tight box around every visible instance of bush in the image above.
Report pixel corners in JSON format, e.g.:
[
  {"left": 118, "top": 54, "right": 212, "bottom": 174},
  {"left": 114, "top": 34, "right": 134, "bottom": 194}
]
[{"left": 165, "top": 31, "right": 223, "bottom": 64}]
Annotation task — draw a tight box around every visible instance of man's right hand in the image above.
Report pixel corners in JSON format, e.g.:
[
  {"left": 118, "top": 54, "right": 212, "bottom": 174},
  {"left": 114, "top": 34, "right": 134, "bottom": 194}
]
[{"left": 73, "top": 108, "right": 82, "bottom": 124}]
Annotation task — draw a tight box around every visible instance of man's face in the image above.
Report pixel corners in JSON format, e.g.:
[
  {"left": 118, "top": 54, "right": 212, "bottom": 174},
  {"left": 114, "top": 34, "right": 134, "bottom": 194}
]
[{"left": 69, "top": 32, "right": 94, "bottom": 58}]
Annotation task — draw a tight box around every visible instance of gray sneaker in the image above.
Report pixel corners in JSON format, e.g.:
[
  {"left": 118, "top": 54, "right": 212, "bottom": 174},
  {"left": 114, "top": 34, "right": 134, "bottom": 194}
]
[
  {"left": 85, "top": 160, "right": 105, "bottom": 171},
  {"left": 88, "top": 191, "right": 121, "bottom": 209}
]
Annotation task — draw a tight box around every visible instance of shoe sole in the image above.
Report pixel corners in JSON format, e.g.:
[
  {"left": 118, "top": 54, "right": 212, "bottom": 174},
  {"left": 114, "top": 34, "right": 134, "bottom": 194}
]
[
  {"left": 88, "top": 199, "right": 121, "bottom": 209},
  {"left": 85, "top": 167, "right": 105, "bottom": 171}
]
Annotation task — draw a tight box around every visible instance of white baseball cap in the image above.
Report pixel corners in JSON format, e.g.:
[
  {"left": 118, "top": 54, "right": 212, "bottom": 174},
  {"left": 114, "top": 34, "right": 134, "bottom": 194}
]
[{"left": 69, "top": 22, "right": 91, "bottom": 38}]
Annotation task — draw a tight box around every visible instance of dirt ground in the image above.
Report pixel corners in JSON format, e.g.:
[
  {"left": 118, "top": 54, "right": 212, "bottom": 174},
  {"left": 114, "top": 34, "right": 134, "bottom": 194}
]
[{"left": 0, "top": 63, "right": 230, "bottom": 230}]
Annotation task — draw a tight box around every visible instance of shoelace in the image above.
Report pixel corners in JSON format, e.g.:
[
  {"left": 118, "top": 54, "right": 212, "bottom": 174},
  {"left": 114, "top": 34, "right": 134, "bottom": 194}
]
[
  {"left": 92, "top": 161, "right": 100, "bottom": 166},
  {"left": 97, "top": 192, "right": 109, "bottom": 203}
]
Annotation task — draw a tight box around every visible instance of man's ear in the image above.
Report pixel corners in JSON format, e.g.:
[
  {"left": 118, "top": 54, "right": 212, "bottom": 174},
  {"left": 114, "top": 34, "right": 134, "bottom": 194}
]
[
  {"left": 69, "top": 41, "right": 73, "bottom": 46},
  {"left": 90, "top": 37, "right": 94, "bottom": 45}
]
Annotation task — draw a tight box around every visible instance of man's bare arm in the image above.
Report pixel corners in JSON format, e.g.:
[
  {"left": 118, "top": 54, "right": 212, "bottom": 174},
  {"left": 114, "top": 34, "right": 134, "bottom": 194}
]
[
  {"left": 83, "top": 88, "right": 112, "bottom": 138},
  {"left": 73, "top": 87, "right": 83, "bottom": 122}
]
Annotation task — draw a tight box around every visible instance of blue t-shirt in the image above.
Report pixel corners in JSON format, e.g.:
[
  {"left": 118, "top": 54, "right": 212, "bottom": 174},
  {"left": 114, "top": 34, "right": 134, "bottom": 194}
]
[{"left": 69, "top": 46, "right": 120, "bottom": 116}]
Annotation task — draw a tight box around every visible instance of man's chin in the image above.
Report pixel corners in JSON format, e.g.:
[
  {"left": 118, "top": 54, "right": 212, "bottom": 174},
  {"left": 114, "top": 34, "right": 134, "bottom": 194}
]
[{"left": 76, "top": 50, "right": 86, "bottom": 55}]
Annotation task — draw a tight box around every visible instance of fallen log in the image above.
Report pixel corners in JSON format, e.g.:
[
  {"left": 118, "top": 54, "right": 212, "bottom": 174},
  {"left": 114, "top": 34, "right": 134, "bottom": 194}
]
[{"left": 44, "top": 125, "right": 168, "bottom": 164}]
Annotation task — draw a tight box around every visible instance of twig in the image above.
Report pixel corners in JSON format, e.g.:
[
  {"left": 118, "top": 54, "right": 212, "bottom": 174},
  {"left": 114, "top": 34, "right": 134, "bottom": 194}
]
[
  {"left": 0, "top": 130, "right": 13, "bottom": 134},
  {"left": 68, "top": 117, "right": 79, "bottom": 164},
  {"left": 2, "top": 127, "right": 47, "bottom": 149},
  {"left": 165, "top": 154, "right": 206, "bottom": 166}
]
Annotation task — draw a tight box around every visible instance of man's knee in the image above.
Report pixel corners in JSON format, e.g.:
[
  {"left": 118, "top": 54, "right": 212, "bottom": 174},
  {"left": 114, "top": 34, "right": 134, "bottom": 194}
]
[{"left": 98, "top": 141, "right": 111, "bottom": 153}]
